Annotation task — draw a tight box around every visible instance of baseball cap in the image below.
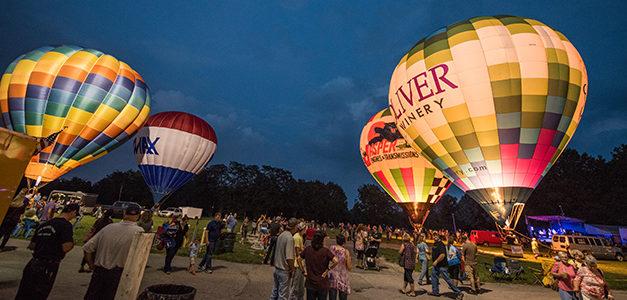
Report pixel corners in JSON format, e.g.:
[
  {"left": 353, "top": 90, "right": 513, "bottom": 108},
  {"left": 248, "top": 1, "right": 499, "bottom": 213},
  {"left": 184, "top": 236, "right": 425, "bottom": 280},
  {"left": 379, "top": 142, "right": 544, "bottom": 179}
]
[
  {"left": 125, "top": 203, "right": 141, "bottom": 215},
  {"left": 287, "top": 217, "right": 299, "bottom": 229},
  {"left": 297, "top": 222, "right": 306, "bottom": 231},
  {"left": 62, "top": 203, "right": 80, "bottom": 213}
]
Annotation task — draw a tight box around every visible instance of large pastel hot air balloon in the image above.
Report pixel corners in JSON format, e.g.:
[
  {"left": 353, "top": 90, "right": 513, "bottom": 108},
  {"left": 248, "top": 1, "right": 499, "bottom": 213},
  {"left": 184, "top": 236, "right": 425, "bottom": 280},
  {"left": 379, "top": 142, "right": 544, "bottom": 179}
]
[
  {"left": 388, "top": 16, "right": 587, "bottom": 229},
  {"left": 360, "top": 108, "right": 451, "bottom": 225},
  {"left": 134, "top": 111, "right": 217, "bottom": 203},
  {"left": 0, "top": 45, "right": 152, "bottom": 186}
]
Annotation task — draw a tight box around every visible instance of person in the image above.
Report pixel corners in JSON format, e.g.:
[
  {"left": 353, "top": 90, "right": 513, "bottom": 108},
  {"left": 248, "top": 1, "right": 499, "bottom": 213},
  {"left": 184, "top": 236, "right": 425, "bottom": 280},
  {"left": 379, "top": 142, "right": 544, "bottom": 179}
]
[
  {"left": 461, "top": 235, "right": 479, "bottom": 294},
  {"left": 15, "top": 204, "right": 79, "bottom": 300},
  {"left": 398, "top": 233, "right": 416, "bottom": 297},
  {"left": 251, "top": 217, "right": 258, "bottom": 236},
  {"left": 41, "top": 197, "right": 56, "bottom": 222},
  {"left": 329, "top": 234, "right": 351, "bottom": 300},
  {"left": 188, "top": 237, "right": 204, "bottom": 275},
  {"left": 270, "top": 218, "right": 298, "bottom": 300},
  {"left": 574, "top": 255, "right": 614, "bottom": 300},
  {"left": 227, "top": 212, "right": 238, "bottom": 232},
  {"left": 570, "top": 249, "right": 586, "bottom": 269},
  {"left": 446, "top": 235, "right": 462, "bottom": 287},
  {"left": 199, "top": 212, "right": 224, "bottom": 273},
  {"left": 531, "top": 238, "right": 540, "bottom": 259},
  {"left": 83, "top": 203, "right": 144, "bottom": 300},
  {"left": 299, "top": 231, "right": 338, "bottom": 300},
  {"left": 290, "top": 222, "right": 307, "bottom": 300},
  {"left": 79, "top": 209, "right": 113, "bottom": 273},
  {"left": 304, "top": 222, "right": 316, "bottom": 247},
  {"left": 93, "top": 206, "right": 103, "bottom": 219},
  {"left": 0, "top": 190, "right": 27, "bottom": 250},
  {"left": 369, "top": 225, "right": 382, "bottom": 248},
  {"left": 416, "top": 234, "right": 431, "bottom": 285},
  {"left": 137, "top": 210, "right": 154, "bottom": 233},
  {"left": 552, "top": 251, "right": 578, "bottom": 300},
  {"left": 428, "top": 234, "right": 463, "bottom": 300},
  {"left": 264, "top": 217, "right": 284, "bottom": 265},
  {"left": 162, "top": 218, "right": 180, "bottom": 274},
  {"left": 240, "top": 217, "right": 249, "bottom": 243}
]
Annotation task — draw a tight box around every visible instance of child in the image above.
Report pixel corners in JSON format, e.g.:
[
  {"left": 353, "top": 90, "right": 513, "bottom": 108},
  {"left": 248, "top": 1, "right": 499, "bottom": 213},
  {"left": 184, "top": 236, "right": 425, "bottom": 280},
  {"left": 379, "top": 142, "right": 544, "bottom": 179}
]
[{"left": 188, "top": 238, "right": 204, "bottom": 275}]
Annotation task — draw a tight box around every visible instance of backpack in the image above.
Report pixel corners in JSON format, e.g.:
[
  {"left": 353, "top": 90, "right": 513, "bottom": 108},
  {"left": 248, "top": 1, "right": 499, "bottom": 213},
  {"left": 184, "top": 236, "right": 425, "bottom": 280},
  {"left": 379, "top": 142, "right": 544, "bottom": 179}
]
[{"left": 447, "top": 245, "right": 462, "bottom": 265}]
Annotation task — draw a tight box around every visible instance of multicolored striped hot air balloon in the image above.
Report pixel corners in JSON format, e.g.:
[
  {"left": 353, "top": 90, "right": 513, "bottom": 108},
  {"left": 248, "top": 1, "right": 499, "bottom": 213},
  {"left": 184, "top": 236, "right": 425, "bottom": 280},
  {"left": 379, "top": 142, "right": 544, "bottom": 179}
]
[
  {"left": 134, "top": 111, "right": 217, "bottom": 203},
  {"left": 360, "top": 108, "right": 451, "bottom": 225},
  {"left": 0, "top": 45, "right": 152, "bottom": 185},
  {"left": 388, "top": 16, "right": 587, "bottom": 228}
]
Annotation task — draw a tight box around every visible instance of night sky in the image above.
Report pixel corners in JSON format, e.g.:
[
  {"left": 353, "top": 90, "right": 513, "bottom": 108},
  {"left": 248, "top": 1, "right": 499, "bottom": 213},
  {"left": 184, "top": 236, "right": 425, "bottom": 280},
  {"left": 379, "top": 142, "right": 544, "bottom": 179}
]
[{"left": 2, "top": 1, "right": 626, "bottom": 206}]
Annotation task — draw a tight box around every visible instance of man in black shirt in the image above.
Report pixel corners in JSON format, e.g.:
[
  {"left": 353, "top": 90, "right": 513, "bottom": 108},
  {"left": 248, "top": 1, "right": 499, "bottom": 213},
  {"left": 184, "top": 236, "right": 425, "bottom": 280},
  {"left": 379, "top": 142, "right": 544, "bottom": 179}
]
[
  {"left": 263, "top": 217, "right": 283, "bottom": 265},
  {"left": 428, "top": 234, "right": 463, "bottom": 299},
  {"left": 369, "top": 225, "right": 383, "bottom": 248},
  {"left": 15, "top": 203, "right": 79, "bottom": 300},
  {"left": 199, "top": 213, "right": 224, "bottom": 273}
]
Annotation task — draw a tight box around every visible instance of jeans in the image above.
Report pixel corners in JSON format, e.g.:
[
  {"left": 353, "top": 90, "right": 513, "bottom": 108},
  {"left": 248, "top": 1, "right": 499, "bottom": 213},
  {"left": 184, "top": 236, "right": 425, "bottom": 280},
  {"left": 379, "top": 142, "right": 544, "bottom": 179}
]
[
  {"left": 199, "top": 241, "right": 217, "bottom": 269},
  {"left": 306, "top": 288, "right": 328, "bottom": 300},
  {"left": 164, "top": 246, "right": 178, "bottom": 272},
  {"left": 270, "top": 268, "right": 291, "bottom": 300},
  {"left": 431, "top": 266, "right": 461, "bottom": 295},
  {"left": 264, "top": 236, "right": 278, "bottom": 264},
  {"left": 328, "top": 289, "right": 347, "bottom": 300},
  {"left": 289, "top": 268, "right": 305, "bottom": 300},
  {"left": 559, "top": 288, "right": 579, "bottom": 300},
  {"left": 418, "top": 258, "right": 430, "bottom": 283},
  {"left": 15, "top": 258, "right": 60, "bottom": 300},
  {"left": 84, "top": 266, "right": 123, "bottom": 300}
]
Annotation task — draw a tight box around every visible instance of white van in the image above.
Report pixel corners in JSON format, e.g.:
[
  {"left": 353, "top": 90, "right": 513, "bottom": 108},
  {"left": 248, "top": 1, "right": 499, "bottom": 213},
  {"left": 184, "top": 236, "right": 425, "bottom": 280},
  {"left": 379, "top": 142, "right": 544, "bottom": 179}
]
[{"left": 551, "top": 235, "right": 623, "bottom": 261}]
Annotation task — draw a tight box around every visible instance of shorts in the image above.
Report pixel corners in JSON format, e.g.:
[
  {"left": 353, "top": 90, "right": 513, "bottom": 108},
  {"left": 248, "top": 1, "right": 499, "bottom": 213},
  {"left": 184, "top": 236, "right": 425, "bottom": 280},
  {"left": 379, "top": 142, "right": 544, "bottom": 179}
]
[
  {"left": 404, "top": 268, "right": 414, "bottom": 284},
  {"left": 356, "top": 250, "right": 364, "bottom": 260},
  {"left": 189, "top": 257, "right": 196, "bottom": 265},
  {"left": 448, "top": 264, "right": 460, "bottom": 280},
  {"left": 464, "top": 263, "right": 478, "bottom": 280}
]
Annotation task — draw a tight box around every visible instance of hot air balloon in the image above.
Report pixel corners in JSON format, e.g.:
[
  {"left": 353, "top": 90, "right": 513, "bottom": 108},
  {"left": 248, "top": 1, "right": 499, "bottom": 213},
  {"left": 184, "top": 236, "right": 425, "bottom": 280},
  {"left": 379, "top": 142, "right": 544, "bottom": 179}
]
[
  {"left": 134, "top": 111, "right": 217, "bottom": 203},
  {"left": 388, "top": 16, "right": 587, "bottom": 230},
  {"left": 360, "top": 108, "right": 451, "bottom": 226},
  {"left": 0, "top": 45, "right": 152, "bottom": 187}
]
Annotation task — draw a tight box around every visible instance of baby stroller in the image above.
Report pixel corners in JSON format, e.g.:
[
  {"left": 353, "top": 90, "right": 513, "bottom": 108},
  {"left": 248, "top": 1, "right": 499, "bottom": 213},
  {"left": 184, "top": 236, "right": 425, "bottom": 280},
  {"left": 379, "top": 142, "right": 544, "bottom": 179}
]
[{"left": 362, "top": 241, "right": 380, "bottom": 271}]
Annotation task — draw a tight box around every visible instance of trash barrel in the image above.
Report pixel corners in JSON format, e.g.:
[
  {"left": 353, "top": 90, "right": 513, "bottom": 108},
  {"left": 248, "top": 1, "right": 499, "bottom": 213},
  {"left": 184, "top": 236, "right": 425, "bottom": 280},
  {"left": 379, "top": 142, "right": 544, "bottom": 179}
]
[
  {"left": 222, "top": 232, "right": 236, "bottom": 253},
  {"left": 137, "top": 284, "right": 196, "bottom": 300}
]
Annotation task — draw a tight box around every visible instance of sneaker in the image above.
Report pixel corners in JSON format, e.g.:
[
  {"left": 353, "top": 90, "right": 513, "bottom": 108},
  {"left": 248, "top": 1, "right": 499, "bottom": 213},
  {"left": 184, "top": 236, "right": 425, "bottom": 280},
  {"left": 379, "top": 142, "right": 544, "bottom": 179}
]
[
  {"left": 205, "top": 268, "right": 212, "bottom": 274},
  {"left": 166, "top": 271, "right": 171, "bottom": 275},
  {"left": 455, "top": 293, "right": 464, "bottom": 300},
  {"left": 427, "top": 291, "right": 440, "bottom": 297}
]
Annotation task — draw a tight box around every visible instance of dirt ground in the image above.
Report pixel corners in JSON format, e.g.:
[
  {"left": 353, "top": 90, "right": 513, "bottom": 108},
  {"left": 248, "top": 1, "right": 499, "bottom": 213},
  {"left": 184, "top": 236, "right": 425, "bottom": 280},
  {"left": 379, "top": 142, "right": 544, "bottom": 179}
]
[{"left": 1, "top": 238, "right": 625, "bottom": 299}]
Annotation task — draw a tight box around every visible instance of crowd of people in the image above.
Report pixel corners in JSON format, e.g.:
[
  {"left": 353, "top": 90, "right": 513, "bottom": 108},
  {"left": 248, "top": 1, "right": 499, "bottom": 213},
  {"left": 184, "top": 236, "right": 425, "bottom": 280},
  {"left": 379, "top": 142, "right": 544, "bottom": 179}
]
[{"left": 0, "top": 188, "right": 619, "bottom": 300}]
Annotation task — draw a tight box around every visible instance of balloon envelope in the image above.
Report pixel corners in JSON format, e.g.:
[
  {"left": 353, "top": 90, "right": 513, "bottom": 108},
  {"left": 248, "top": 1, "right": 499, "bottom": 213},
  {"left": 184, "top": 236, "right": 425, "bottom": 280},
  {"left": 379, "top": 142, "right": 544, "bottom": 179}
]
[
  {"left": 134, "top": 111, "right": 217, "bottom": 203},
  {"left": 0, "top": 45, "right": 152, "bottom": 183},
  {"left": 360, "top": 108, "right": 451, "bottom": 225},
  {"left": 388, "top": 16, "right": 587, "bottom": 226}
]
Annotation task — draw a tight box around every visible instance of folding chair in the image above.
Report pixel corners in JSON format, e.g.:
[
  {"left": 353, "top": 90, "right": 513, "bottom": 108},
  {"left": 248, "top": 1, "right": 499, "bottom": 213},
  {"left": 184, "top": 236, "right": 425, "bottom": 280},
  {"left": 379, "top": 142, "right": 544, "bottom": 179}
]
[{"left": 506, "top": 258, "right": 524, "bottom": 280}]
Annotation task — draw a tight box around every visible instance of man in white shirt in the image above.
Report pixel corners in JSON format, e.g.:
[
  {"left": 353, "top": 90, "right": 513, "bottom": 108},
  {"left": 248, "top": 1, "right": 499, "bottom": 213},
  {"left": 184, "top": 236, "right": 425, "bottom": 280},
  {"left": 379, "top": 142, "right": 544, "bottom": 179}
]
[{"left": 83, "top": 203, "right": 144, "bottom": 300}]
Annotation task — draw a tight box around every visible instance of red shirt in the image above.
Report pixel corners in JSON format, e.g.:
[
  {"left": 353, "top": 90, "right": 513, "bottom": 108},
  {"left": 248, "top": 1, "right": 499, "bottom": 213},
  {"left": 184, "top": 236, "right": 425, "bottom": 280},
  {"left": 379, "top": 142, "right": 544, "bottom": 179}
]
[
  {"left": 305, "top": 228, "right": 316, "bottom": 240},
  {"left": 552, "top": 262, "right": 577, "bottom": 291}
]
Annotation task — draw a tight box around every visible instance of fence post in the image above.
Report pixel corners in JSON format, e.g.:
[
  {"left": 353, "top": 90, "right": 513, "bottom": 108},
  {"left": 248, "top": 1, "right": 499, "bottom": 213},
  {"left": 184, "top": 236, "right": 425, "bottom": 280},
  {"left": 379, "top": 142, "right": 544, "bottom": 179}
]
[{"left": 115, "top": 232, "right": 155, "bottom": 300}]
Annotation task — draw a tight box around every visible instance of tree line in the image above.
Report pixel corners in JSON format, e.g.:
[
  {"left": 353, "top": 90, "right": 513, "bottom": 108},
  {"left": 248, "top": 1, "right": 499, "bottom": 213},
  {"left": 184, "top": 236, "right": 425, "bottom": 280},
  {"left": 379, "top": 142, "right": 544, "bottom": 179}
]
[{"left": 34, "top": 144, "right": 627, "bottom": 230}]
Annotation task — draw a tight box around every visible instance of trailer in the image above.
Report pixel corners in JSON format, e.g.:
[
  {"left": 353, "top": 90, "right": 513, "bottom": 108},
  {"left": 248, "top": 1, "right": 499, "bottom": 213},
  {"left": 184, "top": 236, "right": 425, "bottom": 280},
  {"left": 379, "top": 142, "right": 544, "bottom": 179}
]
[{"left": 180, "top": 207, "right": 203, "bottom": 219}]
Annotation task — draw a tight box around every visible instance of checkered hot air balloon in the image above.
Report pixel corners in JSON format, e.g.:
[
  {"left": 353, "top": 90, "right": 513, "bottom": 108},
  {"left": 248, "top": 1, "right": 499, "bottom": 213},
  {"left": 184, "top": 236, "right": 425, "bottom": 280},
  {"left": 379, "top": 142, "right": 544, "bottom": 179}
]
[
  {"left": 388, "top": 16, "right": 587, "bottom": 228},
  {"left": 134, "top": 111, "right": 217, "bottom": 203},
  {"left": 0, "top": 45, "right": 152, "bottom": 185},
  {"left": 360, "top": 108, "right": 451, "bottom": 226}
]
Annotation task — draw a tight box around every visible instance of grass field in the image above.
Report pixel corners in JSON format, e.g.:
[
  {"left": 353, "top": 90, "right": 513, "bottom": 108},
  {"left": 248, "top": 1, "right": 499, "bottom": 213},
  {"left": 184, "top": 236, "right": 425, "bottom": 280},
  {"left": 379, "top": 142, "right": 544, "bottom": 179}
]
[{"left": 11, "top": 216, "right": 627, "bottom": 289}]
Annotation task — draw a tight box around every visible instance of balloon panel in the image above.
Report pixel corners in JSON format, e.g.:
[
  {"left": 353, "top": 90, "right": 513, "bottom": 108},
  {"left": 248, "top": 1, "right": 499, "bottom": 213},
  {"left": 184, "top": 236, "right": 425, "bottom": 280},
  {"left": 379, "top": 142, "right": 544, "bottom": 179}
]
[
  {"left": 388, "top": 16, "right": 587, "bottom": 199},
  {"left": 0, "top": 46, "right": 151, "bottom": 182},
  {"left": 360, "top": 108, "right": 451, "bottom": 224},
  {"left": 134, "top": 111, "right": 217, "bottom": 202}
]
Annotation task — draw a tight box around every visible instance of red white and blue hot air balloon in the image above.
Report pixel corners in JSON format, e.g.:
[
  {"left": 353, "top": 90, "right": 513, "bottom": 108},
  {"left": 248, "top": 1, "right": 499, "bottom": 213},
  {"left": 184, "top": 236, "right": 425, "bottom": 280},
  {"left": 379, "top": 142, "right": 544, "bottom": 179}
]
[{"left": 134, "top": 111, "right": 217, "bottom": 203}]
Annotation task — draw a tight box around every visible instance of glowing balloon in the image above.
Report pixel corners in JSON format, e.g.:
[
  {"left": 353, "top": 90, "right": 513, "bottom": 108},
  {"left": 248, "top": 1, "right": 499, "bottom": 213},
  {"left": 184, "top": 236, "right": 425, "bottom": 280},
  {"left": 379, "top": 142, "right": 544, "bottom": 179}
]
[
  {"left": 388, "top": 16, "right": 587, "bottom": 227},
  {"left": 360, "top": 108, "right": 451, "bottom": 225},
  {"left": 134, "top": 111, "right": 217, "bottom": 203},
  {"left": 0, "top": 45, "right": 152, "bottom": 184}
]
